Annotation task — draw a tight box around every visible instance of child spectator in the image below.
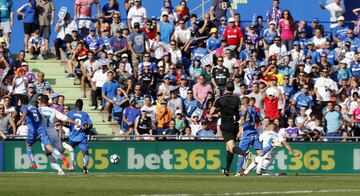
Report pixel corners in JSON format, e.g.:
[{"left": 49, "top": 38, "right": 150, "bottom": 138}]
[{"left": 28, "top": 30, "right": 46, "bottom": 60}]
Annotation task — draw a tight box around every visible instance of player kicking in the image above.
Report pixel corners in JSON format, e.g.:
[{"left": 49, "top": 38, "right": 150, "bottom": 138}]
[
  {"left": 66, "top": 99, "right": 93, "bottom": 174},
  {"left": 38, "top": 95, "right": 82, "bottom": 175},
  {"left": 244, "top": 123, "right": 300, "bottom": 175},
  {"left": 235, "top": 97, "right": 275, "bottom": 176},
  {"left": 17, "top": 95, "right": 70, "bottom": 169}
]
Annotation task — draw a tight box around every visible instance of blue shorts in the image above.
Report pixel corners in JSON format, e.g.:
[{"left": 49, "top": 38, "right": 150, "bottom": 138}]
[
  {"left": 27, "top": 125, "right": 51, "bottom": 146},
  {"left": 239, "top": 131, "right": 262, "bottom": 152},
  {"left": 69, "top": 138, "right": 89, "bottom": 152}
]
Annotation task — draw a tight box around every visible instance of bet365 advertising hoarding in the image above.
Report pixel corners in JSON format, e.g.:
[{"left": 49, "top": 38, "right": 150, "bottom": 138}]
[{"left": 2, "top": 141, "right": 360, "bottom": 174}]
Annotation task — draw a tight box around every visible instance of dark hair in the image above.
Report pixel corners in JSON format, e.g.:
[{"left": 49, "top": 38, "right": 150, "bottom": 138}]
[
  {"left": 242, "top": 96, "right": 250, "bottom": 104},
  {"left": 40, "top": 95, "right": 49, "bottom": 104},
  {"left": 19, "top": 95, "right": 29, "bottom": 105},
  {"left": 75, "top": 99, "right": 83, "bottom": 110},
  {"left": 190, "top": 14, "right": 197, "bottom": 18},
  {"left": 225, "top": 81, "right": 235, "bottom": 92}
]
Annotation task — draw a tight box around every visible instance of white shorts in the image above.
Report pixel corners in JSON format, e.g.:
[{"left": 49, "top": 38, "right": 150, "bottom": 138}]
[
  {"left": 0, "top": 21, "right": 11, "bottom": 34},
  {"left": 78, "top": 16, "right": 92, "bottom": 29},
  {"left": 42, "top": 134, "right": 63, "bottom": 152},
  {"left": 256, "top": 156, "right": 274, "bottom": 174}
]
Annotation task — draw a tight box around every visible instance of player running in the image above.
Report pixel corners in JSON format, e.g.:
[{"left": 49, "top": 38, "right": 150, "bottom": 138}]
[
  {"left": 66, "top": 99, "right": 93, "bottom": 174},
  {"left": 17, "top": 95, "right": 70, "bottom": 169},
  {"left": 210, "top": 82, "right": 248, "bottom": 176},
  {"left": 235, "top": 97, "right": 275, "bottom": 176},
  {"left": 38, "top": 95, "right": 82, "bottom": 175},
  {"left": 244, "top": 123, "right": 300, "bottom": 175}
]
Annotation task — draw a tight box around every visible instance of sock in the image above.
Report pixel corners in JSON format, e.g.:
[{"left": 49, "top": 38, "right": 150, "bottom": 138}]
[
  {"left": 48, "top": 156, "right": 63, "bottom": 173},
  {"left": 236, "top": 156, "right": 245, "bottom": 173},
  {"left": 262, "top": 144, "right": 273, "bottom": 155},
  {"left": 51, "top": 148, "right": 63, "bottom": 159},
  {"left": 83, "top": 155, "right": 89, "bottom": 167},
  {"left": 225, "top": 151, "right": 234, "bottom": 171},
  {"left": 70, "top": 150, "right": 75, "bottom": 167},
  {"left": 26, "top": 147, "right": 36, "bottom": 165},
  {"left": 232, "top": 146, "right": 247, "bottom": 156},
  {"left": 244, "top": 161, "right": 257, "bottom": 175}
]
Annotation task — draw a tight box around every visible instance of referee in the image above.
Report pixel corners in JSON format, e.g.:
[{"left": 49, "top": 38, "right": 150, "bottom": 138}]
[{"left": 210, "top": 81, "right": 247, "bottom": 176}]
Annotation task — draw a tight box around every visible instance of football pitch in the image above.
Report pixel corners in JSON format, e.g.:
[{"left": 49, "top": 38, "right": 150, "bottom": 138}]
[{"left": 1, "top": 173, "right": 360, "bottom": 196}]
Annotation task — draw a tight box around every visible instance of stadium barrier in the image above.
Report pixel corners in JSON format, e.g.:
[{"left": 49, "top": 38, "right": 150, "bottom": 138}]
[
  {"left": 0, "top": 141, "right": 3, "bottom": 172},
  {"left": 2, "top": 141, "right": 360, "bottom": 174}
]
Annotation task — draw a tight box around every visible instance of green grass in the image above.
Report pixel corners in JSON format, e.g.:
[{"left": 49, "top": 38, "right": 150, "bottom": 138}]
[{"left": 0, "top": 173, "right": 360, "bottom": 196}]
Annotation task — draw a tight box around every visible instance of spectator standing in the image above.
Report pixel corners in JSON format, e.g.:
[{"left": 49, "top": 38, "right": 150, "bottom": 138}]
[
  {"left": 17, "top": 0, "right": 37, "bottom": 52},
  {"left": 0, "top": 0, "right": 14, "bottom": 47},
  {"left": 353, "top": 8, "right": 360, "bottom": 37},
  {"left": 278, "top": 10, "right": 296, "bottom": 51},
  {"left": 211, "top": 56, "right": 230, "bottom": 91},
  {"left": 127, "top": 0, "right": 147, "bottom": 30},
  {"left": 223, "top": 17, "right": 244, "bottom": 52},
  {"left": 193, "top": 75, "right": 212, "bottom": 105},
  {"left": 324, "top": 101, "right": 343, "bottom": 142},
  {"left": 90, "top": 63, "right": 108, "bottom": 110},
  {"left": 319, "top": 0, "right": 345, "bottom": 29},
  {"left": 122, "top": 98, "right": 141, "bottom": 137},
  {"left": 36, "top": 0, "right": 55, "bottom": 53},
  {"left": 54, "top": 13, "right": 76, "bottom": 60},
  {"left": 74, "top": 0, "right": 100, "bottom": 28},
  {"left": 26, "top": 83, "right": 38, "bottom": 106},
  {"left": 210, "top": 0, "right": 234, "bottom": 26},
  {"left": 102, "top": 0, "right": 120, "bottom": 24},
  {"left": 102, "top": 71, "right": 119, "bottom": 122},
  {"left": 157, "top": 13, "right": 174, "bottom": 45},
  {"left": 0, "top": 104, "right": 16, "bottom": 135},
  {"left": 267, "top": 0, "right": 282, "bottom": 25}
]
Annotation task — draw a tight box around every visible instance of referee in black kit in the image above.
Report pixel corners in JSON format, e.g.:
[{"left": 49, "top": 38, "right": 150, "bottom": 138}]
[{"left": 210, "top": 81, "right": 248, "bottom": 176}]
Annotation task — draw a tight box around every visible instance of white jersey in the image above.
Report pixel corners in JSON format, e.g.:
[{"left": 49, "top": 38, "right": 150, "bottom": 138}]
[
  {"left": 259, "top": 131, "right": 285, "bottom": 159},
  {"left": 38, "top": 107, "right": 68, "bottom": 137}
]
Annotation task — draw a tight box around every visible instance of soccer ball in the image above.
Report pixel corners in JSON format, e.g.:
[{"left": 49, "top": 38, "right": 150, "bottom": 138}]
[{"left": 110, "top": 154, "right": 120, "bottom": 164}]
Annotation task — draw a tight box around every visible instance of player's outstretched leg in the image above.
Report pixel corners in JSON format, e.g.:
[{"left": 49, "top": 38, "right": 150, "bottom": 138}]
[
  {"left": 48, "top": 154, "right": 65, "bottom": 175},
  {"left": 46, "top": 145, "right": 70, "bottom": 168},
  {"left": 63, "top": 142, "right": 75, "bottom": 171},
  {"left": 26, "top": 145, "right": 37, "bottom": 169}
]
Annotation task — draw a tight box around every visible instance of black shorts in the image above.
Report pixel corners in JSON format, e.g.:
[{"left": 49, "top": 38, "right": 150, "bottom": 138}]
[
  {"left": 220, "top": 122, "right": 238, "bottom": 142},
  {"left": 39, "top": 25, "right": 50, "bottom": 40},
  {"left": 23, "top": 23, "right": 36, "bottom": 35}
]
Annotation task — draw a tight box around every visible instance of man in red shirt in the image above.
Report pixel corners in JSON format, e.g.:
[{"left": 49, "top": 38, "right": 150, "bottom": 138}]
[
  {"left": 223, "top": 17, "right": 244, "bottom": 52},
  {"left": 351, "top": 99, "right": 360, "bottom": 136},
  {"left": 141, "top": 20, "right": 157, "bottom": 40},
  {"left": 263, "top": 80, "right": 281, "bottom": 120}
]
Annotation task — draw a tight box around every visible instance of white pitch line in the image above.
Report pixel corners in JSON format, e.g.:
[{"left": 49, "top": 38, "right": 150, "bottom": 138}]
[{"left": 137, "top": 189, "right": 360, "bottom": 196}]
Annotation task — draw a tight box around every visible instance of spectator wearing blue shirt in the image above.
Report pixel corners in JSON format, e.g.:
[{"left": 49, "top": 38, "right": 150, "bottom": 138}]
[
  {"left": 324, "top": 102, "right": 343, "bottom": 142},
  {"left": 262, "top": 21, "right": 279, "bottom": 48},
  {"left": 322, "top": 41, "right": 337, "bottom": 65},
  {"left": 298, "top": 29, "right": 309, "bottom": 51},
  {"left": 291, "top": 84, "right": 314, "bottom": 113},
  {"left": 207, "top": 28, "right": 221, "bottom": 53},
  {"left": 157, "top": 13, "right": 174, "bottom": 44},
  {"left": 197, "top": 122, "right": 215, "bottom": 140},
  {"left": 332, "top": 16, "right": 349, "bottom": 44},
  {"left": 86, "top": 26, "right": 104, "bottom": 54},
  {"left": 217, "top": 16, "right": 227, "bottom": 38},
  {"left": 122, "top": 98, "right": 141, "bottom": 136},
  {"left": 350, "top": 53, "right": 360, "bottom": 77},
  {"left": 305, "top": 41, "right": 320, "bottom": 64},
  {"left": 183, "top": 89, "right": 199, "bottom": 118},
  {"left": 337, "top": 60, "right": 352, "bottom": 82},
  {"left": 239, "top": 40, "right": 253, "bottom": 62},
  {"left": 109, "top": 29, "right": 128, "bottom": 55},
  {"left": 342, "top": 29, "right": 360, "bottom": 52},
  {"left": 112, "top": 87, "right": 128, "bottom": 126},
  {"left": 102, "top": 0, "right": 120, "bottom": 24},
  {"left": 278, "top": 56, "right": 295, "bottom": 78},
  {"left": 102, "top": 71, "right": 119, "bottom": 122},
  {"left": 17, "top": 0, "right": 37, "bottom": 53}
]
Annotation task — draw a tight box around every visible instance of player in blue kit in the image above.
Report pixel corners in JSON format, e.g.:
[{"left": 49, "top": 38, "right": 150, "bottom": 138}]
[
  {"left": 66, "top": 99, "right": 93, "bottom": 174},
  {"left": 235, "top": 96, "right": 276, "bottom": 176},
  {"left": 17, "top": 95, "right": 70, "bottom": 169}
]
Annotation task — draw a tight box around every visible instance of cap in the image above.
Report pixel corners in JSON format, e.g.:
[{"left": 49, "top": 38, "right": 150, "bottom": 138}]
[
  {"left": 51, "top": 93, "right": 60, "bottom": 99},
  {"left": 164, "top": 75, "right": 170, "bottom": 80},
  {"left": 121, "top": 53, "right": 128, "bottom": 58},
  {"left": 312, "top": 17, "right": 319, "bottom": 23},
  {"left": 340, "top": 59, "right": 347, "bottom": 64},
  {"left": 151, "top": 16, "right": 157, "bottom": 20},
  {"left": 245, "top": 39, "right": 252, "bottom": 44},
  {"left": 338, "top": 16, "right": 345, "bottom": 21},
  {"left": 311, "top": 63, "right": 318, "bottom": 68},
  {"left": 107, "top": 50, "right": 114, "bottom": 55},
  {"left": 345, "top": 41, "right": 351, "bottom": 46},
  {"left": 220, "top": 16, "right": 226, "bottom": 21},
  {"left": 141, "top": 109, "right": 147, "bottom": 112},
  {"left": 21, "top": 62, "right": 28, "bottom": 67},
  {"left": 249, "top": 24, "right": 255, "bottom": 30},
  {"left": 270, "top": 76, "right": 277, "bottom": 81},
  {"left": 269, "top": 21, "right": 277, "bottom": 26},
  {"left": 307, "top": 41, "right": 314, "bottom": 46},
  {"left": 44, "top": 84, "right": 52, "bottom": 90},
  {"left": 299, "top": 28, "right": 306, "bottom": 34},
  {"left": 210, "top": 28, "right": 217, "bottom": 33},
  {"left": 34, "top": 29, "right": 40, "bottom": 34},
  {"left": 103, "top": 26, "right": 110, "bottom": 31},
  {"left": 293, "top": 41, "right": 300, "bottom": 46},
  {"left": 175, "top": 110, "right": 182, "bottom": 115},
  {"left": 133, "top": 22, "right": 140, "bottom": 28},
  {"left": 161, "top": 12, "right": 169, "bottom": 17},
  {"left": 228, "top": 17, "right": 235, "bottom": 23},
  {"left": 130, "top": 97, "right": 137, "bottom": 103},
  {"left": 180, "top": 75, "right": 187, "bottom": 80},
  {"left": 164, "top": 5, "right": 171, "bottom": 9},
  {"left": 89, "top": 25, "right": 96, "bottom": 31},
  {"left": 143, "top": 62, "right": 151, "bottom": 67},
  {"left": 163, "top": 52, "right": 170, "bottom": 57},
  {"left": 305, "top": 55, "right": 312, "bottom": 59},
  {"left": 28, "top": 83, "right": 34, "bottom": 88},
  {"left": 270, "top": 55, "right": 277, "bottom": 61},
  {"left": 194, "top": 56, "right": 201, "bottom": 61},
  {"left": 325, "top": 41, "right": 331, "bottom": 45},
  {"left": 267, "top": 92, "right": 276, "bottom": 97}
]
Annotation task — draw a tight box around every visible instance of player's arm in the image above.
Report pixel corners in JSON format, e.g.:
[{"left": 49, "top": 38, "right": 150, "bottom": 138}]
[
  {"left": 17, "top": 108, "right": 28, "bottom": 126},
  {"left": 134, "top": 116, "right": 140, "bottom": 136},
  {"left": 282, "top": 140, "right": 300, "bottom": 157}
]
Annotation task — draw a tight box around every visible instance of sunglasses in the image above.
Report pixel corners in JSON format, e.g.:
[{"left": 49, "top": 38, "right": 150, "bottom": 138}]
[
  {"left": 0, "top": 107, "right": 4, "bottom": 110},
  {"left": 135, "top": 89, "right": 141, "bottom": 91},
  {"left": 170, "top": 43, "right": 176, "bottom": 45},
  {"left": 144, "top": 56, "right": 150, "bottom": 58},
  {"left": 187, "top": 92, "right": 193, "bottom": 94},
  {"left": 170, "top": 67, "right": 175, "bottom": 69},
  {"left": 303, "top": 87, "right": 309, "bottom": 89}
]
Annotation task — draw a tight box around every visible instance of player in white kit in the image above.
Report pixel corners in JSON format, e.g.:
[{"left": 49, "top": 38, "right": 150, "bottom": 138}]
[
  {"left": 244, "top": 123, "right": 300, "bottom": 175},
  {"left": 38, "top": 95, "right": 82, "bottom": 175}
]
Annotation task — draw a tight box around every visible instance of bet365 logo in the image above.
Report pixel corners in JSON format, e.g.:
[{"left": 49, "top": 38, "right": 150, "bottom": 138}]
[{"left": 232, "top": 0, "right": 248, "bottom": 10}]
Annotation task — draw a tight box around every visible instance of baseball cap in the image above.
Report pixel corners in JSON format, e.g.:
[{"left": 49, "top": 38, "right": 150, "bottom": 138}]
[
  {"left": 34, "top": 29, "right": 40, "bottom": 34},
  {"left": 270, "top": 76, "right": 277, "bottom": 81},
  {"left": 180, "top": 75, "right": 187, "bottom": 80},
  {"left": 220, "top": 16, "right": 226, "bottom": 21},
  {"left": 293, "top": 41, "right": 300, "bottom": 46},
  {"left": 210, "top": 28, "right": 218, "bottom": 33},
  {"left": 164, "top": 75, "right": 170, "bottom": 80},
  {"left": 107, "top": 50, "right": 114, "bottom": 55},
  {"left": 228, "top": 17, "right": 235, "bottom": 23},
  {"left": 121, "top": 53, "right": 128, "bottom": 58},
  {"left": 312, "top": 17, "right": 319, "bottom": 23},
  {"left": 151, "top": 16, "right": 157, "bottom": 20},
  {"left": 175, "top": 110, "right": 182, "bottom": 115},
  {"left": 299, "top": 28, "right": 306, "bottom": 34},
  {"left": 267, "top": 91, "right": 276, "bottom": 96},
  {"left": 164, "top": 5, "right": 171, "bottom": 9},
  {"left": 307, "top": 41, "right": 314, "bottom": 46},
  {"left": 143, "top": 62, "right": 151, "bottom": 67},
  {"left": 44, "top": 84, "right": 52, "bottom": 90},
  {"left": 269, "top": 21, "right": 277, "bottom": 26},
  {"left": 103, "top": 26, "right": 110, "bottom": 31},
  {"left": 161, "top": 12, "right": 169, "bottom": 17},
  {"left": 338, "top": 16, "right": 345, "bottom": 21},
  {"left": 249, "top": 24, "right": 255, "bottom": 30},
  {"left": 28, "top": 83, "right": 34, "bottom": 88},
  {"left": 133, "top": 22, "right": 140, "bottom": 28},
  {"left": 340, "top": 59, "right": 347, "bottom": 64}
]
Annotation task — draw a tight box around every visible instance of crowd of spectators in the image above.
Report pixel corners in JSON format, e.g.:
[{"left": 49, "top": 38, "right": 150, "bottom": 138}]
[{"left": 1, "top": 0, "right": 360, "bottom": 142}]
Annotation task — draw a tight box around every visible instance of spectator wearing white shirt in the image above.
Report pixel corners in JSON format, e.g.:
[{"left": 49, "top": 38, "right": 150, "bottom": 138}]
[
  {"left": 54, "top": 13, "right": 77, "bottom": 60},
  {"left": 269, "top": 36, "right": 287, "bottom": 56},
  {"left": 314, "top": 68, "right": 338, "bottom": 104},
  {"left": 90, "top": 63, "right": 109, "bottom": 110},
  {"left": 173, "top": 19, "right": 191, "bottom": 46},
  {"left": 28, "top": 30, "right": 46, "bottom": 60},
  {"left": 320, "top": 0, "right": 345, "bottom": 29},
  {"left": 169, "top": 41, "right": 182, "bottom": 65},
  {"left": 290, "top": 41, "right": 305, "bottom": 65},
  {"left": 127, "top": 0, "right": 147, "bottom": 30},
  {"left": 312, "top": 28, "right": 327, "bottom": 53},
  {"left": 150, "top": 33, "right": 166, "bottom": 63}
]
